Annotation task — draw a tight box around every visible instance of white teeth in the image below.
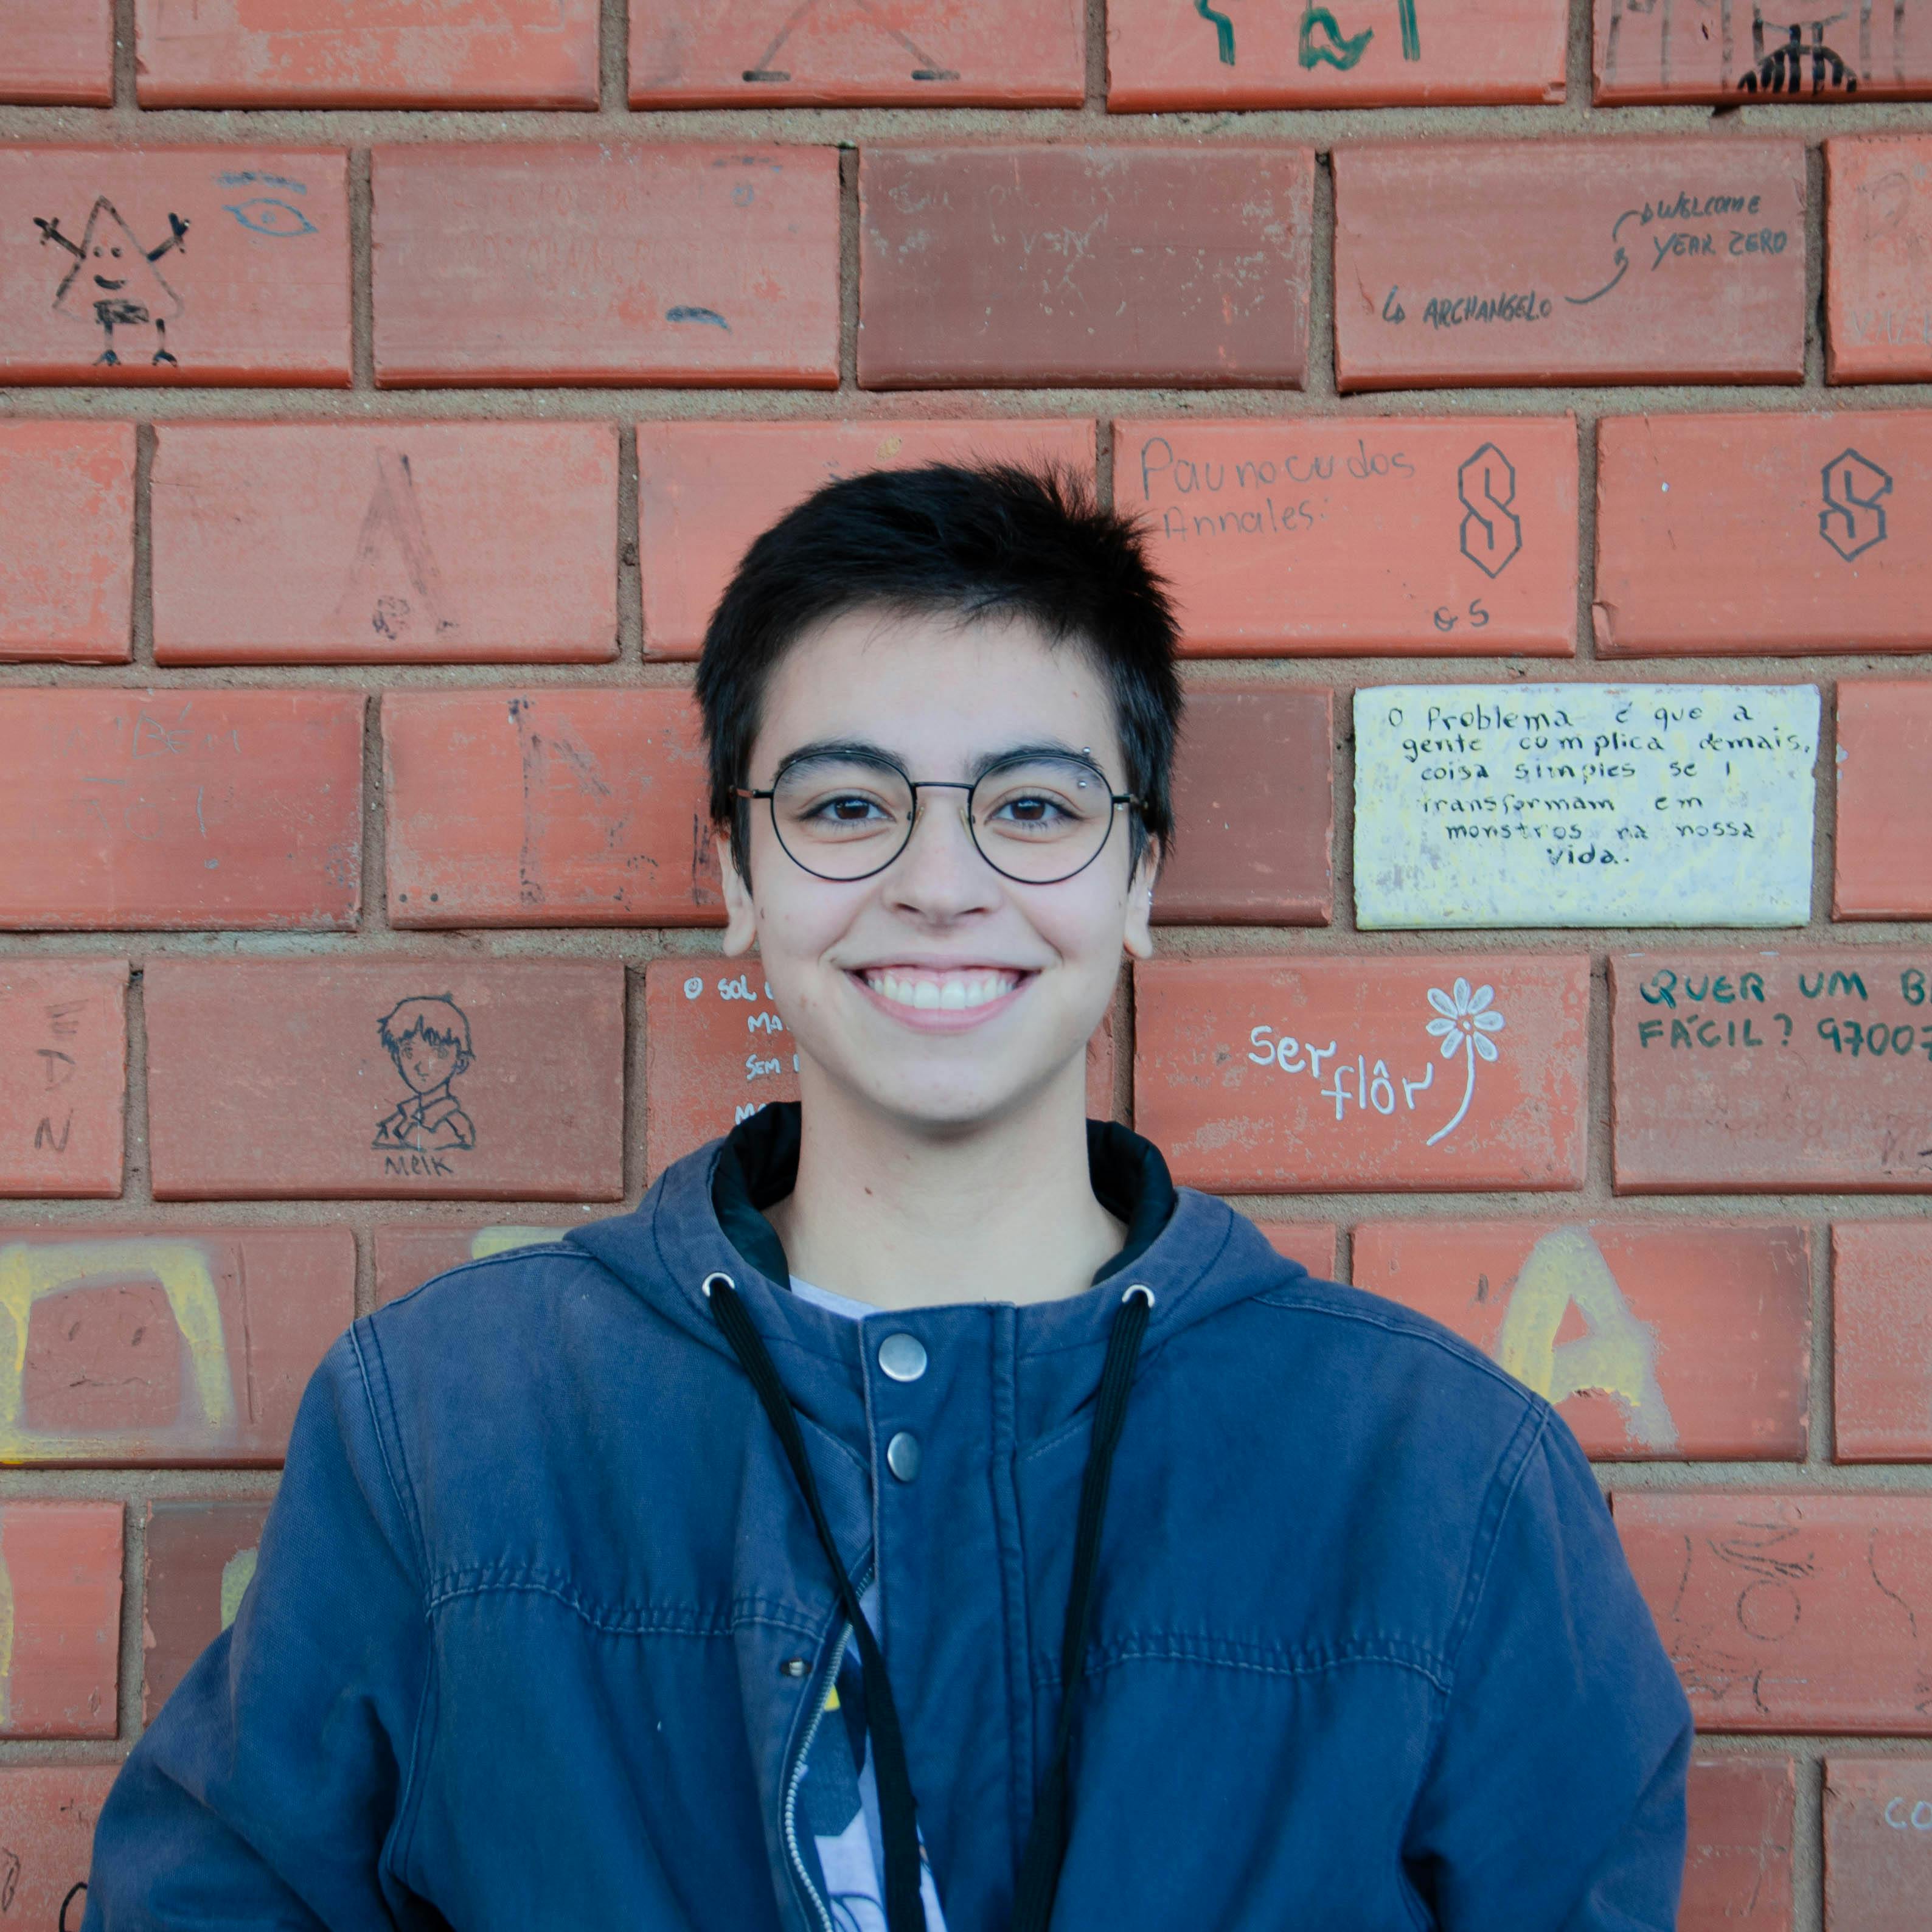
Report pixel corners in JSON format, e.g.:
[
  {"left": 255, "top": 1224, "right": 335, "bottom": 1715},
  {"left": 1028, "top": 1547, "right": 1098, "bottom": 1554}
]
[{"left": 866, "top": 970, "right": 1018, "bottom": 1012}]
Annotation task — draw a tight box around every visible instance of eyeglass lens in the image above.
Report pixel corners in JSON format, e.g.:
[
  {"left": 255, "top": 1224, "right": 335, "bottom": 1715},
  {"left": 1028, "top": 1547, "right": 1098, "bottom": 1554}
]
[{"left": 767, "top": 752, "right": 1119, "bottom": 883}]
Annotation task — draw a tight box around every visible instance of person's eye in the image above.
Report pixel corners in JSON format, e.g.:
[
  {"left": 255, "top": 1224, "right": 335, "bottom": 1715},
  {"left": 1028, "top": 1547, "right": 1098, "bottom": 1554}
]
[
  {"left": 990, "top": 791, "right": 1072, "bottom": 828},
  {"left": 811, "top": 793, "right": 889, "bottom": 823}
]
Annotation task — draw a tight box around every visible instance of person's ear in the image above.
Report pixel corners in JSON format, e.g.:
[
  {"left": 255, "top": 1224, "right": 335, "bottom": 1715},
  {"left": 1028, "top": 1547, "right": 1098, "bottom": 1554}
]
[
  {"left": 718, "top": 824, "right": 759, "bottom": 957},
  {"left": 1122, "top": 835, "right": 1161, "bottom": 961},
  {"left": 453, "top": 1050, "right": 473, "bottom": 1079}
]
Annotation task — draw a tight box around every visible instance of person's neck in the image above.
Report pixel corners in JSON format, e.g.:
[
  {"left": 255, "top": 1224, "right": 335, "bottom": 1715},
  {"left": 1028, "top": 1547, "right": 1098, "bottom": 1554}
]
[{"left": 763, "top": 1064, "right": 1124, "bottom": 1313}]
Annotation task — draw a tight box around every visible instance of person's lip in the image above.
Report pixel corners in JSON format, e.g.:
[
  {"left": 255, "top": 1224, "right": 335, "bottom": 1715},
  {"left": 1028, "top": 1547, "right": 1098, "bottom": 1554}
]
[
  {"left": 93, "top": 275, "right": 126, "bottom": 289},
  {"left": 847, "top": 962, "right": 1037, "bottom": 1032}
]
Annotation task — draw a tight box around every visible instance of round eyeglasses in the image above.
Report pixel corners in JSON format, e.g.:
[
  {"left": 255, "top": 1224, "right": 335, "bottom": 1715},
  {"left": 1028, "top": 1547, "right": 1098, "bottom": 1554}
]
[{"left": 735, "top": 748, "right": 1142, "bottom": 886}]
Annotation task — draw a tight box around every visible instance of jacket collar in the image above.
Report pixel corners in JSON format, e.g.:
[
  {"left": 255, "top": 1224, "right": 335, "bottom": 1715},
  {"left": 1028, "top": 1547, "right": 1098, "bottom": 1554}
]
[
  {"left": 566, "top": 1103, "right": 1293, "bottom": 1420},
  {"left": 708, "top": 1100, "right": 1177, "bottom": 1296}
]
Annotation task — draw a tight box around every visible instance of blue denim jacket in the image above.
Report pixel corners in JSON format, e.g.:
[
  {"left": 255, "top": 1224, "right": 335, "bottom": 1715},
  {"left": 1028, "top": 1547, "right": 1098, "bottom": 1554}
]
[{"left": 85, "top": 1111, "right": 1692, "bottom": 1930}]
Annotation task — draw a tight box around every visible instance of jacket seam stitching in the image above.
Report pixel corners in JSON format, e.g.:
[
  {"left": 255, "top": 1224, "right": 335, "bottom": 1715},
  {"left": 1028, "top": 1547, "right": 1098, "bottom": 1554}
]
[
  {"left": 1442, "top": 1397, "right": 1551, "bottom": 1692},
  {"left": 1254, "top": 1290, "right": 1538, "bottom": 1403},
  {"left": 347, "top": 1319, "right": 436, "bottom": 1885},
  {"left": 1041, "top": 1639, "right": 1452, "bottom": 1698},
  {"left": 349, "top": 1319, "right": 429, "bottom": 1577},
  {"left": 426, "top": 1571, "right": 825, "bottom": 1642},
  {"left": 378, "top": 1243, "right": 594, "bottom": 1313}
]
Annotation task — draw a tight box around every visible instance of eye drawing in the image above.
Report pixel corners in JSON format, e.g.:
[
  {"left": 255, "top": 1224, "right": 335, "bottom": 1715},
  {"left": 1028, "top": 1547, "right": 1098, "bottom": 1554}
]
[{"left": 223, "top": 198, "right": 316, "bottom": 238}]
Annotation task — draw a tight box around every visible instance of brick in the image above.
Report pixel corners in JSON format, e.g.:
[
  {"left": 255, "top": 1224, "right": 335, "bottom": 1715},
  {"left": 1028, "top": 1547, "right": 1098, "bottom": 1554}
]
[
  {"left": 151, "top": 420, "right": 616, "bottom": 666},
  {"left": 645, "top": 959, "right": 1117, "bottom": 1178},
  {"left": 1827, "top": 138, "right": 1932, "bottom": 383},
  {"left": 0, "top": 421, "right": 132, "bottom": 662},
  {"left": 1114, "top": 417, "right": 1577, "bottom": 657},
  {"left": 144, "top": 961, "right": 624, "bottom": 1200},
  {"left": 1153, "top": 690, "right": 1332, "bottom": 924},
  {"left": 636, "top": 419, "right": 1097, "bottom": 658},
  {"left": 0, "top": 691, "right": 363, "bottom": 930},
  {"left": 0, "top": 960, "right": 126, "bottom": 1200},
  {"left": 1597, "top": 2, "right": 1932, "bottom": 103},
  {"left": 1135, "top": 954, "right": 1588, "bottom": 1193},
  {"left": 1332, "top": 140, "right": 1806, "bottom": 391},
  {"left": 0, "top": 1765, "right": 121, "bottom": 1923},
  {"left": 142, "top": 1499, "right": 273, "bottom": 1720},
  {"left": 0, "top": 147, "right": 350, "bottom": 386},
  {"left": 134, "top": 0, "right": 598, "bottom": 107},
  {"left": 1836, "top": 682, "right": 1932, "bottom": 919},
  {"left": 0, "top": 0, "right": 111, "bottom": 102},
  {"left": 1108, "top": 0, "right": 1566, "bottom": 110},
  {"left": 631, "top": 0, "right": 1082, "bottom": 106},
  {"left": 1351, "top": 1221, "right": 1810, "bottom": 1459},
  {"left": 1825, "top": 1757, "right": 1932, "bottom": 1932},
  {"left": 858, "top": 147, "right": 1315, "bottom": 389},
  {"left": 372, "top": 1219, "right": 604, "bottom": 1305},
  {"left": 0, "top": 1502, "right": 121, "bottom": 1737},
  {"left": 1254, "top": 1222, "right": 1338, "bottom": 1279},
  {"left": 1596, "top": 414, "right": 1932, "bottom": 656},
  {"left": 1618, "top": 1490, "right": 1932, "bottom": 1732},
  {"left": 372, "top": 145, "right": 839, "bottom": 387},
  {"left": 1681, "top": 1756, "right": 1795, "bottom": 1932},
  {"left": 384, "top": 689, "right": 718, "bottom": 926},
  {"left": 0, "top": 1228, "right": 350, "bottom": 1465},
  {"left": 1833, "top": 1222, "right": 1932, "bottom": 1462},
  {"left": 1611, "top": 951, "right": 1932, "bottom": 1194}
]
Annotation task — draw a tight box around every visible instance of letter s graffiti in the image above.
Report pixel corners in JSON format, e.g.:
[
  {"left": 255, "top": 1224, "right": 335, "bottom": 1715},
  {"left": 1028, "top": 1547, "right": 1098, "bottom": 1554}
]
[
  {"left": 1819, "top": 447, "right": 1893, "bottom": 561},
  {"left": 1457, "top": 443, "right": 1524, "bottom": 579}
]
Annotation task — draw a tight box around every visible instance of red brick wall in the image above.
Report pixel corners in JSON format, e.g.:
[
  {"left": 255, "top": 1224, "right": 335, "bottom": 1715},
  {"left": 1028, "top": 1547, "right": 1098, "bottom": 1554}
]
[{"left": 2, "top": 4, "right": 1929, "bottom": 1925}]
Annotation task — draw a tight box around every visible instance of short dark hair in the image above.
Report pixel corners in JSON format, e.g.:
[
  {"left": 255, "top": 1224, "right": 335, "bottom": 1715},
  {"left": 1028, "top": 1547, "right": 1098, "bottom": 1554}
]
[{"left": 695, "top": 460, "right": 1183, "bottom": 884}]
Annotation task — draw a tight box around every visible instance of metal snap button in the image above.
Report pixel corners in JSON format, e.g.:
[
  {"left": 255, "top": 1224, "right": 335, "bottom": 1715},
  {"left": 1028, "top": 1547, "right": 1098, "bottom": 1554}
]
[
  {"left": 886, "top": 1430, "right": 922, "bottom": 1482},
  {"left": 780, "top": 1656, "right": 810, "bottom": 1678},
  {"left": 878, "top": 1332, "right": 928, "bottom": 1382}
]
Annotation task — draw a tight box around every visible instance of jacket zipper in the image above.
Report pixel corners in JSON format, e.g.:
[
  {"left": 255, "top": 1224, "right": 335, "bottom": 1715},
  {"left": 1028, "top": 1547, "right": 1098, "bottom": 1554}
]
[{"left": 780, "top": 1558, "right": 875, "bottom": 1932}]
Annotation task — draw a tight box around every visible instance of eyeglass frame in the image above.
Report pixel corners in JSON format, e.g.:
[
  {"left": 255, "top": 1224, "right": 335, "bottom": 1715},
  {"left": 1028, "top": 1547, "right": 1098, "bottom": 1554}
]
[{"left": 732, "top": 745, "right": 1145, "bottom": 886}]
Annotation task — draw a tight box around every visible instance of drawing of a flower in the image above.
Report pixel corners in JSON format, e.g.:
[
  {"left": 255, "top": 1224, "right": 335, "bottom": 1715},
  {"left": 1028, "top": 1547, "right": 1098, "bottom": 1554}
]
[{"left": 1423, "top": 978, "right": 1506, "bottom": 1147}]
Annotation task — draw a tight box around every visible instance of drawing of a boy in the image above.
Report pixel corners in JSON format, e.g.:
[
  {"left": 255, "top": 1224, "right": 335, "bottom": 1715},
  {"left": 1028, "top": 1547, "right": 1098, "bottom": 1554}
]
[{"left": 371, "top": 995, "right": 476, "bottom": 1153}]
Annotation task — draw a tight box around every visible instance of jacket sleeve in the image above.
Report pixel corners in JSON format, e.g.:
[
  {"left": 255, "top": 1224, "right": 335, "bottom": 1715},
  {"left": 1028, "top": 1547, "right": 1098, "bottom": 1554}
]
[
  {"left": 83, "top": 1321, "right": 432, "bottom": 1930},
  {"left": 1402, "top": 1402, "right": 1694, "bottom": 1932}
]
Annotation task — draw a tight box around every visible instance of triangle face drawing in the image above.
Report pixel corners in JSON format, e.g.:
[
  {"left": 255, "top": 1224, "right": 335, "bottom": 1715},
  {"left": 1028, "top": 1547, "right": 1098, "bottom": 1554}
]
[{"left": 51, "top": 198, "right": 184, "bottom": 323}]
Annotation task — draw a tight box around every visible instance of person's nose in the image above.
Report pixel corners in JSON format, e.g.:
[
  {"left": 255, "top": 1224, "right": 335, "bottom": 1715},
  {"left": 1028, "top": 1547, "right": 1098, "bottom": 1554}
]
[{"left": 884, "top": 788, "right": 1001, "bottom": 921}]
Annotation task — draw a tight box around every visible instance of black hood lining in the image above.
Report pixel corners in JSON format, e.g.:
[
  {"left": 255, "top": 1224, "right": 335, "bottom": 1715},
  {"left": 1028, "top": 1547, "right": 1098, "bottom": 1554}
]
[{"left": 711, "top": 1100, "right": 1177, "bottom": 1298}]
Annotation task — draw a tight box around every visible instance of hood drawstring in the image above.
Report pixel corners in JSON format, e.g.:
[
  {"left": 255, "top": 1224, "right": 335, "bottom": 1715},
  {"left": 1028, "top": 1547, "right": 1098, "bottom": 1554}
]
[{"left": 704, "top": 1271, "right": 1155, "bottom": 1932}]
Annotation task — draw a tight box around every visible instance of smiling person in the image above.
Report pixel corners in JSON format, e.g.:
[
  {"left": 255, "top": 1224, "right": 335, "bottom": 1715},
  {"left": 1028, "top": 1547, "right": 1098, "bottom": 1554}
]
[{"left": 85, "top": 465, "right": 1691, "bottom": 1931}]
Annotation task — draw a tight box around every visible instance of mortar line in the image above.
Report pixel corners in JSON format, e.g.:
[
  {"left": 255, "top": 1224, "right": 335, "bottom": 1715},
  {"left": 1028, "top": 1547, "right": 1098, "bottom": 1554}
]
[{"left": 349, "top": 148, "right": 375, "bottom": 391}]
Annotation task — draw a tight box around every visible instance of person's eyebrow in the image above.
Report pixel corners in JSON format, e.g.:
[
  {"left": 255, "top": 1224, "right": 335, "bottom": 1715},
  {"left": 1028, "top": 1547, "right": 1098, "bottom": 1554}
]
[
  {"left": 771, "top": 737, "right": 905, "bottom": 771},
  {"left": 771, "top": 737, "right": 1099, "bottom": 779},
  {"left": 966, "top": 739, "right": 1095, "bottom": 780}
]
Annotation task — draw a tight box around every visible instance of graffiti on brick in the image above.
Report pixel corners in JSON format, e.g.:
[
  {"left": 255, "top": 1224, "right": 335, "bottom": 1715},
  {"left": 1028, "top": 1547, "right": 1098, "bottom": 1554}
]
[
  {"left": 1246, "top": 976, "right": 1509, "bottom": 1143},
  {"left": 1494, "top": 1227, "right": 1678, "bottom": 1449},
  {"left": 1602, "top": 0, "right": 1879, "bottom": 95},
  {"left": 1355, "top": 685, "right": 1820, "bottom": 928},
  {"left": 214, "top": 167, "right": 316, "bottom": 239},
  {"left": 1195, "top": 0, "right": 1423, "bottom": 68},
  {"left": 742, "top": 0, "right": 958, "bottom": 83},
  {"left": 1456, "top": 443, "right": 1523, "bottom": 579},
  {"left": 0, "top": 1239, "right": 235, "bottom": 1462},
  {"left": 32, "top": 198, "right": 188, "bottom": 368},
  {"left": 372, "top": 995, "right": 477, "bottom": 1173},
  {"left": 335, "top": 448, "right": 460, "bottom": 645},
  {"left": 1820, "top": 447, "right": 1892, "bottom": 561},
  {"left": 1565, "top": 191, "right": 1788, "bottom": 310}
]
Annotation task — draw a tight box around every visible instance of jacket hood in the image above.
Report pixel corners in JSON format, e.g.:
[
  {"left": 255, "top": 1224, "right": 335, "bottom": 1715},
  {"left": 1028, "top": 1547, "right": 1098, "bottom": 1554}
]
[{"left": 565, "top": 1101, "right": 1305, "bottom": 1439}]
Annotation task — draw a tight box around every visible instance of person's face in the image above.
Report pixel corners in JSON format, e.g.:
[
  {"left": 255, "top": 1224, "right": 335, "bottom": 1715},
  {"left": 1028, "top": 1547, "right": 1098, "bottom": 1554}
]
[
  {"left": 392, "top": 1029, "right": 464, "bottom": 1096},
  {"left": 720, "top": 608, "right": 1158, "bottom": 1135}
]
